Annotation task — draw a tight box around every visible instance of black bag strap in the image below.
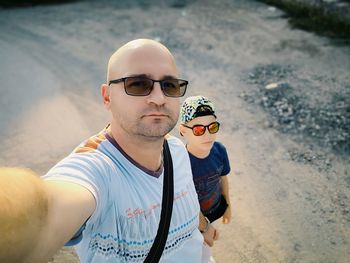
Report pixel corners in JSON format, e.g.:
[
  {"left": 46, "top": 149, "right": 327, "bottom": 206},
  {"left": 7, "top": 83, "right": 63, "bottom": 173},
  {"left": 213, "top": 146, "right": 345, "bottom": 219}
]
[{"left": 144, "top": 139, "right": 174, "bottom": 263}]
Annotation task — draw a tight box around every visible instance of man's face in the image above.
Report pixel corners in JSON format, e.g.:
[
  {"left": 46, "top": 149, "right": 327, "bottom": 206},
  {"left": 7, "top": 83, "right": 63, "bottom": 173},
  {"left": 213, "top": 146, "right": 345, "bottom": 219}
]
[{"left": 106, "top": 44, "right": 180, "bottom": 141}]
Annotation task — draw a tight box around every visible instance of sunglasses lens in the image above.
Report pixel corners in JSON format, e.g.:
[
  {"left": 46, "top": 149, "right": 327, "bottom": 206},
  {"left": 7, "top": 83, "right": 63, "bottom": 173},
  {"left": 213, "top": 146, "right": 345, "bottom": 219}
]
[
  {"left": 162, "top": 79, "right": 180, "bottom": 97},
  {"left": 208, "top": 122, "right": 220, "bottom": 134},
  {"left": 162, "top": 79, "right": 187, "bottom": 97},
  {"left": 125, "top": 77, "right": 153, "bottom": 96},
  {"left": 192, "top": 125, "right": 206, "bottom": 136}
]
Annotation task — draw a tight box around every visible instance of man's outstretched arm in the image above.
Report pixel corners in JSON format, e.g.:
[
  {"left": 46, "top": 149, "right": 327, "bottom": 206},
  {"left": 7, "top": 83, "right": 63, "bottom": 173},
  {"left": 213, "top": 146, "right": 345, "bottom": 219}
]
[{"left": 0, "top": 167, "right": 95, "bottom": 263}]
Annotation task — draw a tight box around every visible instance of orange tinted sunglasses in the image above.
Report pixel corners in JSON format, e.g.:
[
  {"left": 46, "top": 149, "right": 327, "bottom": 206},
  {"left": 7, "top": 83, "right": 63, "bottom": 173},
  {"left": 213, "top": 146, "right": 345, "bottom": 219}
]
[{"left": 182, "top": 121, "right": 220, "bottom": 136}]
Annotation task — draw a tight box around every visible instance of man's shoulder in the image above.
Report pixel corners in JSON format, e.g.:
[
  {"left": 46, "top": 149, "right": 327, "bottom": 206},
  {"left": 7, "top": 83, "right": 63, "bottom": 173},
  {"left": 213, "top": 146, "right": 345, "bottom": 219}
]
[
  {"left": 165, "top": 134, "right": 185, "bottom": 148},
  {"left": 165, "top": 135, "right": 190, "bottom": 161},
  {"left": 44, "top": 136, "right": 112, "bottom": 179},
  {"left": 73, "top": 131, "right": 108, "bottom": 154}
]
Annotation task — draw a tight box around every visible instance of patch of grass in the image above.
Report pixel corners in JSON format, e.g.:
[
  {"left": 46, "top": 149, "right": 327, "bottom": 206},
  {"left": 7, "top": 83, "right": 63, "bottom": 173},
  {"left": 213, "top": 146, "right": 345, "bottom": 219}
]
[{"left": 257, "top": 0, "right": 350, "bottom": 39}]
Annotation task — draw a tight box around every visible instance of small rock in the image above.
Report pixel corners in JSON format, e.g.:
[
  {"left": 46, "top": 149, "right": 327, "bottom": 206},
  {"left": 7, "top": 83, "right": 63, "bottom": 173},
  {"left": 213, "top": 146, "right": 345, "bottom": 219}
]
[
  {"left": 263, "top": 120, "right": 273, "bottom": 128},
  {"left": 265, "top": 83, "right": 279, "bottom": 90},
  {"left": 330, "top": 240, "right": 337, "bottom": 245},
  {"left": 294, "top": 243, "right": 302, "bottom": 252},
  {"left": 342, "top": 209, "right": 349, "bottom": 215}
]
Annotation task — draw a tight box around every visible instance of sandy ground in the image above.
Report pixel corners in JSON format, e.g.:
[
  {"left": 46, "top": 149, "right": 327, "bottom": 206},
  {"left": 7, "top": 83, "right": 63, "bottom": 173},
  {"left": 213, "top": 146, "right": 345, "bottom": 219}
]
[{"left": 0, "top": 0, "right": 349, "bottom": 262}]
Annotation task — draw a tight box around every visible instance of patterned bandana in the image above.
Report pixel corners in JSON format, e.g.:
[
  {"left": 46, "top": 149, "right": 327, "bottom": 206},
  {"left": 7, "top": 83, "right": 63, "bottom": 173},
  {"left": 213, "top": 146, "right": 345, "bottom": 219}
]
[{"left": 180, "top": 95, "right": 216, "bottom": 123}]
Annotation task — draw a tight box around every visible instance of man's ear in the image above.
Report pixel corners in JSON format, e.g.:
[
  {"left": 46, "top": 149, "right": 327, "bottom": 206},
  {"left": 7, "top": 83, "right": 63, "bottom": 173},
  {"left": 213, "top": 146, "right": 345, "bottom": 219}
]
[{"left": 101, "top": 84, "right": 111, "bottom": 109}]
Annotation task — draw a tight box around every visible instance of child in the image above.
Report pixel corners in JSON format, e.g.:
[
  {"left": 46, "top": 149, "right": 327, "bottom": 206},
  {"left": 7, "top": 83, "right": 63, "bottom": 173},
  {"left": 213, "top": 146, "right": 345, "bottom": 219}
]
[{"left": 180, "top": 95, "right": 231, "bottom": 225}]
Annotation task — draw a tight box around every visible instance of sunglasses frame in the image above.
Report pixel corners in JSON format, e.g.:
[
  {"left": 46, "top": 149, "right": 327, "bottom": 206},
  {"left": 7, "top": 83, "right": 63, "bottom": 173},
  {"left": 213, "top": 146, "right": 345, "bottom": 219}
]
[
  {"left": 182, "top": 121, "right": 220, "bottom": 136},
  {"left": 108, "top": 76, "right": 188, "bottom": 97}
]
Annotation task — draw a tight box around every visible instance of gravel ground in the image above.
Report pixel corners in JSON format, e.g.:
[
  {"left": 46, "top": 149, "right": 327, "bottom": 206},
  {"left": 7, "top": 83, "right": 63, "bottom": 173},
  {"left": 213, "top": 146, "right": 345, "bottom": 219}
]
[
  {"left": 260, "top": 0, "right": 350, "bottom": 25},
  {"left": 241, "top": 63, "right": 350, "bottom": 156}
]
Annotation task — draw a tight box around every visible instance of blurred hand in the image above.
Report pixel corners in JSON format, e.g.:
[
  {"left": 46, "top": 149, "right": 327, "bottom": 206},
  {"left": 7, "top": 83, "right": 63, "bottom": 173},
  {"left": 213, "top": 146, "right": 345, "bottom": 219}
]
[
  {"left": 222, "top": 206, "right": 231, "bottom": 224},
  {"left": 203, "top": 224, "right": 219, "bottom": 247}
]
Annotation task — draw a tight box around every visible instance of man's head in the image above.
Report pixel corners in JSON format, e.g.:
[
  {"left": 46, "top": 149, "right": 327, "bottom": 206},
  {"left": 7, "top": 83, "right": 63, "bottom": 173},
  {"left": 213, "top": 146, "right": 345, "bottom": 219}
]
[
  {"left": 106, "top": 39, "right": 177, "bottom": 81},
  {"left": 179, "top": 96, "right": 219, "bottom": 152},
  {"left": 102, "top": 39, "right": 186, "bottom": 141}
]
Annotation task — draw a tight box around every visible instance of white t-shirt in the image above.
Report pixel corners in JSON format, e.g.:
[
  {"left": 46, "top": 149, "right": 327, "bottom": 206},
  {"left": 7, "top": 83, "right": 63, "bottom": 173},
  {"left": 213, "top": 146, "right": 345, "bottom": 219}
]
[{"left": 44, "top": 132, "right": 203, "bottom": 263}]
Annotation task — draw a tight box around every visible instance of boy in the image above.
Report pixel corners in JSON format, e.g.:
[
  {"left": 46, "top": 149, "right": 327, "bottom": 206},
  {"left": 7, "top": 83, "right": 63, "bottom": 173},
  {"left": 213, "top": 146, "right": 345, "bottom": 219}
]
[{"left": 180, "top": 95, "right": 231, "bottom": 225}]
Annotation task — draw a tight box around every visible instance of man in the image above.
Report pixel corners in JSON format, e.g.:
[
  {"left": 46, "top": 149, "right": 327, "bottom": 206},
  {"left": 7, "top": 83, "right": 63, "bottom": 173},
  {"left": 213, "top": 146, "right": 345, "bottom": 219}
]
[{"left": 0, "top": 39, "right": 217, "bottom": 263}]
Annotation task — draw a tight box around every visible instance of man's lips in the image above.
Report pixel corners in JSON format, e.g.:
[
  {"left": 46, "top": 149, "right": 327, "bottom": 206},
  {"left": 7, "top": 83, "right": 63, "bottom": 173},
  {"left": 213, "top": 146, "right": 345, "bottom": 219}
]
[{"left": 142, "top": 113, "right": 168, "bottom": 118}]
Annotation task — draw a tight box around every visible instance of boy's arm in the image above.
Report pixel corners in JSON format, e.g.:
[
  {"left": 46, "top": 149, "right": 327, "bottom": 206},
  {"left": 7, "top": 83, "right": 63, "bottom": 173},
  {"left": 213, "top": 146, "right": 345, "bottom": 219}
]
[
  {"left": 199, "top": 212, "right": 219, "bottom": 246},
  {"left": 0, "top": 168, "right": 95, "bottom": 262},
  {"left": 221, "top": 175, "right": 232, "bottom": 224},
  {"left": 221, "top": 175, "right": 231, "bottom": 206}
]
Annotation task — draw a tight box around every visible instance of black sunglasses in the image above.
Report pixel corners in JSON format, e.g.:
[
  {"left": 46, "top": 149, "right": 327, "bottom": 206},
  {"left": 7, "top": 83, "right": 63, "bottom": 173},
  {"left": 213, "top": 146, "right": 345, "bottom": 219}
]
[
  {"left": 109, "top": 76, "right": 188, "bottom": 97},
  {"left": 182, "top": 121, "right": 220, "bottom": 136}
]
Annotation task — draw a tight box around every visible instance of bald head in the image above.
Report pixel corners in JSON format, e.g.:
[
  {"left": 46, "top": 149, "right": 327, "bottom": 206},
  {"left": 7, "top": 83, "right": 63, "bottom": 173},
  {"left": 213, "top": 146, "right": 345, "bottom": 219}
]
[{"left": 107, "top": 39, "right": 178, "bottom": 82}]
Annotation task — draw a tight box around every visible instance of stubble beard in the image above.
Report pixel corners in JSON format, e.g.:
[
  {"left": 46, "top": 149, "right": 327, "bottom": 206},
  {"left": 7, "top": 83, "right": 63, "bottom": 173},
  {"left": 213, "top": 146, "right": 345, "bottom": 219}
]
[
  {"left": 138, "top": 120, "right": 175, "bottom": 139},
  {"left": 120, "top": 115, "right": 177, "bottom": 141}
]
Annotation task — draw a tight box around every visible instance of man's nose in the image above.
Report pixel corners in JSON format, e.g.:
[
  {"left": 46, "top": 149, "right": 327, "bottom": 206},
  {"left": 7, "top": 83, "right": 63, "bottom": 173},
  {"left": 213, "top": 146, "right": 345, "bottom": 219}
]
[{"left": 146, "top": 82, "right": 166, "bottom": 106}]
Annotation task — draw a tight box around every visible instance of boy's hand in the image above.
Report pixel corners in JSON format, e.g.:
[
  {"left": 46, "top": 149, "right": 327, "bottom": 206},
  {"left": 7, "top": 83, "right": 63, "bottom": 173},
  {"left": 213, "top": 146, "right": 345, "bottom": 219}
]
[
  {"left": 203, "top": 224, "right": 219, "bottom": 246},
  {"left": 222, "top": 206, "right": 231, "bottom": 224}
]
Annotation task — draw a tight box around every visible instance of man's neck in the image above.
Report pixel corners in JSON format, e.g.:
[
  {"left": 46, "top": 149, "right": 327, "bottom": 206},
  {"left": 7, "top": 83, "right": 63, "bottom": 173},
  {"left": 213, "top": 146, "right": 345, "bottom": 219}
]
[{"left": 108, "top": 127, "right": 164, "bottom": 172}]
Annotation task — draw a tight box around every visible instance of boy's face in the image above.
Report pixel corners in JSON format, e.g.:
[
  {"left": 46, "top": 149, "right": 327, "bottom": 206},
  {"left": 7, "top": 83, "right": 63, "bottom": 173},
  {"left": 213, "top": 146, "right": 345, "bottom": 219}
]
[{"left": 180, "top": 115, "right": 218, "bottom": 152}]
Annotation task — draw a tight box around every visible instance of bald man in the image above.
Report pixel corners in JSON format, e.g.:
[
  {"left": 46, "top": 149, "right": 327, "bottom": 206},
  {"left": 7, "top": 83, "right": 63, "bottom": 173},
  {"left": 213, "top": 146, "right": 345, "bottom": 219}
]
[{"left": 0, "top": 39, "right": 217, "bottom": 263}]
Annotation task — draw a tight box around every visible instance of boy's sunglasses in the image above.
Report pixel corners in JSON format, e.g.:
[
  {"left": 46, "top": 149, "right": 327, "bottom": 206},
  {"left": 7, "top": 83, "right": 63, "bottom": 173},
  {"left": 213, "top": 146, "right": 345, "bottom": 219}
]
[
  {"left": 109, "top": 76, "right": 188, "bottom": 97},
  {"left": 182, "top": 121, "right": 220, "bottom": 136}
]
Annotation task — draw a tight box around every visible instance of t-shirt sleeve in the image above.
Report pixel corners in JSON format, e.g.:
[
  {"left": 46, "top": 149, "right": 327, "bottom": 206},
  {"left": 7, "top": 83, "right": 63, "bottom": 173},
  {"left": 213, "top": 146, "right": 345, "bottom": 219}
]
[
  {"left": 42, "top": 152, "right": 111, "bottom": 244},
  {"left": 217, "top": 142, "right": 231, "bottom": 176},
  {"left": 65, "top": 223, "right": 86, "bottom": 246}
]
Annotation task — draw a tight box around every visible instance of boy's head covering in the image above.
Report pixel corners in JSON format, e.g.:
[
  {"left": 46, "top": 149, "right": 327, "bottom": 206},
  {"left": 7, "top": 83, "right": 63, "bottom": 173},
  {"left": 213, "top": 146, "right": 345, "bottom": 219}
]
[{"left": 180, "top": 95, "right": 216, "bottom": 124}]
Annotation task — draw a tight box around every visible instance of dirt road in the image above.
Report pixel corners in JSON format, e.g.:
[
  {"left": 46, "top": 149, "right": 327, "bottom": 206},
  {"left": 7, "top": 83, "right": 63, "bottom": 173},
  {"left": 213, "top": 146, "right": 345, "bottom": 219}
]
[{"left": 0, "top": 0, "right": 349, "bottom": 262}]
